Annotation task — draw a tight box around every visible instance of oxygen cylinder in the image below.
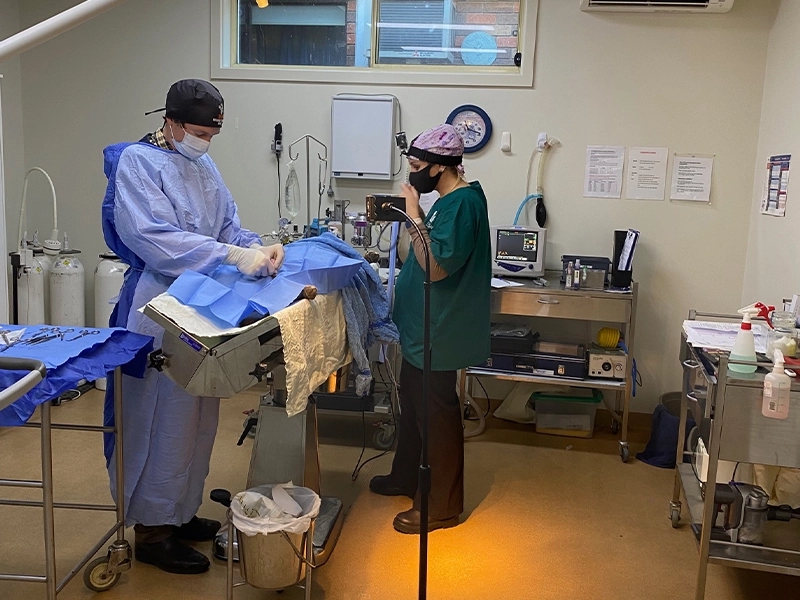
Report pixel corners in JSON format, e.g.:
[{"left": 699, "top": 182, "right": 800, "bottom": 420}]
[
  {"left": 50, "top": 235, "right": 85, "bottom": 327},
  {"left": 93, "top": 252, "right": 128, "bottom": 391},
  {"left": 40, "top": 238, "right": 61, "bottom": 323},
  {"left": 17, "top": 254, "right": 46, "bottom": 325}
]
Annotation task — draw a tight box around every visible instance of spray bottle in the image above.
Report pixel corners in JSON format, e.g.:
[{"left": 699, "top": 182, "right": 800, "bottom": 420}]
[
  {"left": 763, "top": 349, "right": 791, "bottom": 419},
  {"left": 729, "top": 305, "right": 759, "bottom": 374}
]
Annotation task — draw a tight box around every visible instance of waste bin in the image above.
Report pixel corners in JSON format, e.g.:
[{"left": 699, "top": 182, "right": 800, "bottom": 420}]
[
  {"left": 231, "top": 484, "right": 321, "bottom": 591},
  {"left": 660, "top": 391, "right": 688, "bottom": 419}
]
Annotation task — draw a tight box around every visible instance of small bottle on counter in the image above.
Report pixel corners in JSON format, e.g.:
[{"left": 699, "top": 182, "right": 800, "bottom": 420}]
[
  {"left": 572, "top": 259, "right": 581, "bottom": 290},
  {"left": 763, "top": 350, "right": 791, "bottom": 420},
  {"left": 565, "top": 261, "right": 574, "bottom": 288}
]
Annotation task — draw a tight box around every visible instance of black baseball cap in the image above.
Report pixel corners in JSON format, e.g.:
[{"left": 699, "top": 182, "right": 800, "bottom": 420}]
[{"left": 145, "top": 79, "right": 224, "bottom": 128}]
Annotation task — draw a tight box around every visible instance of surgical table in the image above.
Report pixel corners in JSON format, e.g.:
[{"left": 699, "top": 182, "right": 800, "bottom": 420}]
[{"left": 143, "top": 299, "right": 347, "bottom": 593}]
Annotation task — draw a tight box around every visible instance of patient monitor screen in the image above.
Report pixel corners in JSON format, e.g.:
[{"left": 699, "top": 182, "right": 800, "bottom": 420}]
[{"left": 496, "top": 230, "right": 538, "bottom": 262}]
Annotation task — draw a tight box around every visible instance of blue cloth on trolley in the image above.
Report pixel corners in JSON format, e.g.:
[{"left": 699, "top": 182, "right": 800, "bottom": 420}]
[
  {"left": 167, "top": 234, "right": 363, "bottom": 328},
  {"left": 0, "top": 326, "right": 153, "bottom": 427}
]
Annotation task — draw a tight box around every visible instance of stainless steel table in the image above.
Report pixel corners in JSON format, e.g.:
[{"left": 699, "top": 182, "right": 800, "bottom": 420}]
[
  {"left": 461, "top": 270, "right": 638, "bottom": 461},
  {"left": 0, "top": 366, "right": 131, "bottom": 597}
]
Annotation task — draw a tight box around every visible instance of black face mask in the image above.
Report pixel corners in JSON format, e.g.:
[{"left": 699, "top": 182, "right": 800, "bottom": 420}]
[{"left": 409, "top": 164, "right": 443, "bottom": 194}]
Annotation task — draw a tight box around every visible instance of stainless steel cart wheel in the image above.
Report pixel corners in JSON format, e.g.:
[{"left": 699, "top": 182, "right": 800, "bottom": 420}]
[
  {"left": 83, "top": 557, "right": 121, "bottom": 592},
  {"left": 670, "top": 508, "right": 681, "bottom": 528},
  {"left": 373, "top": 425, "right": 395, "bottom": 450},
  {"left": 670, "top": 500, "right": 682, "bottom": 528},
  {"left": 619, "top": 442, "right": 630, "bottom": 463},
  {"left": 611, "top": 419, "right": 620, "bottom": 435}
]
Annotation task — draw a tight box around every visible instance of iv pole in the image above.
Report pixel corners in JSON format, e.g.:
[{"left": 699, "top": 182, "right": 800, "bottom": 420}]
[{"left": 288, "top": 135, "right": 328, "bottom": 228}]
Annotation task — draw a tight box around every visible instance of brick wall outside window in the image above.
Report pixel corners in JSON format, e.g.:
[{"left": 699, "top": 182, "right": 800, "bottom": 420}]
[{"left": 346, "top": 0, "right": 521, "bottom": 67}]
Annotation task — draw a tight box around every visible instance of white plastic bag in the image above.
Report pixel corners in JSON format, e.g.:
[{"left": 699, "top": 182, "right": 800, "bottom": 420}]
[
  {"left": 231, "top": 483, "right": 321, "bottom": 537},
  {"left": 284, "top": 160, "right": 301, "bottom": 218}
]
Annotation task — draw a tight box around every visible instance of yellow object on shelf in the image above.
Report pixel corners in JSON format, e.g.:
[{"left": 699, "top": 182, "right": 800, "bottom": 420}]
[{"left": 597, "top": 327, "right": 621, "bottom": 349}]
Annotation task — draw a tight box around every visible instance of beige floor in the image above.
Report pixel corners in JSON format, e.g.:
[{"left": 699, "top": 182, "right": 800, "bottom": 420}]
[{"left": 0, "top": 389, "right": 796, "bottom": 600}]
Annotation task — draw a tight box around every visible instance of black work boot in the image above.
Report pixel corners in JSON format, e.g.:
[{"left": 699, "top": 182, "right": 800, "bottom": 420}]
[
  {"left": 135, "top": 535, "right": 210, "bottom": 575},
  {"left": 174, "top": 516, "right": 222, "bottom": 542},
  {"left": 369, "top": 474, "right": 415, "bottom": 498}
]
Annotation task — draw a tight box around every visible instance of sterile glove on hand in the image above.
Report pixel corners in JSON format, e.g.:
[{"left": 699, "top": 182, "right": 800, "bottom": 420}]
[
  {"left": 223, "top": 245, "right": 272, "bottom": 277},
  {"left": 257, "top": 243, "right": 285, "bottom": 274}
]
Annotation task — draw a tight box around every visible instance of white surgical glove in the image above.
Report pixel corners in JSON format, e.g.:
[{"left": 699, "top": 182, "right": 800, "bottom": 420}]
[
  {"left": 249, "top": 243, "right": 285, "bottom": 276},
  {"left": 223, "top": 245, "right": 271, "bottom": 277},
  {"left": 259, "top": 243, "right": 285, "bottom": 274}
]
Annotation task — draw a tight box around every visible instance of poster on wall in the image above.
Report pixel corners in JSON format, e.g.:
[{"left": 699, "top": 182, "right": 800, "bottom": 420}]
[
  {"left": 584, "top": 146, "right": 625, "bottom": 198},
  {"left": 626, "top": 147, "right": 668, "bottom": 200},
  {"left": 760, "top": 154, "right": 791, "bottom": 217},
  {"left": 670, "top": 154, "right": 714, "bottom": 202}
]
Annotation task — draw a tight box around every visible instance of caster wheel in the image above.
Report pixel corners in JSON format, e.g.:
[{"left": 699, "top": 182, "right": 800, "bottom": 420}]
[
  {"left": 611, "top": 419, "right": 620, "bottom": 435},
  {"left": 373, "top": 426, "right": 395, "bottom": 451},
  {"left": 670, "top": 508, "right": 681, "bottom": 528},
  {"left": 620, "top": 445, "right": 630, "bottom": 463},
  {"left": 84, "top": 557, "right": 121, "bottom": 592}
]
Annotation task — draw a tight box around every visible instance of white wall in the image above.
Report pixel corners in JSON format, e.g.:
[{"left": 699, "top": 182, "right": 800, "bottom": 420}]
[
  {"left": 743, "top": 0, "right": 800, "bottom": 307},
  {"left": 0, "top": 0, "right": 24, "bottom": 271},
  {"left": 16, "top": 0, "right": 777, "bottom": 411}
]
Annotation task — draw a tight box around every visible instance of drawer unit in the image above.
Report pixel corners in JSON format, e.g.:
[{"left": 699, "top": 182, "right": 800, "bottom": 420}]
[{"left": 491, "top": 289, "right": 630, "bottom": 323}]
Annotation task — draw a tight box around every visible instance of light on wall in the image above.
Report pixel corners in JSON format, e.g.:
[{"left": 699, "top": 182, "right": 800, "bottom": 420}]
[{"left": 256, "top": 0, "right": 269, "bottom": 7}]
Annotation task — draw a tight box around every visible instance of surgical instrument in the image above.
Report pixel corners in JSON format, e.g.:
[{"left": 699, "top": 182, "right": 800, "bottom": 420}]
[
  {"left": 26, "top": 334, "right": 60, "bottom": 346},
  {"left": 66, "top": 330, "right": 101, "bottom": 342}
]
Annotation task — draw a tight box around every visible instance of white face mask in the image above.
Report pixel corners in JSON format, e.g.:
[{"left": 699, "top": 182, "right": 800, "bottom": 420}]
[{"left": 170, "top": 123, "right": 210, "bottom": 160}]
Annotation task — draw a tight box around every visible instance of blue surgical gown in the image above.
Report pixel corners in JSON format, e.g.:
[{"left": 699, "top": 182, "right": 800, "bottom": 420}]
[{"left": 106, "top": 143, "right": 261, "bottom": 527}]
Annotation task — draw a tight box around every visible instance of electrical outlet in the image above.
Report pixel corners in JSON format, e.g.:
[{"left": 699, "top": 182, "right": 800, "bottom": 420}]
[{"left": 537, "top": 132, "right": 547, "bottom": 150}]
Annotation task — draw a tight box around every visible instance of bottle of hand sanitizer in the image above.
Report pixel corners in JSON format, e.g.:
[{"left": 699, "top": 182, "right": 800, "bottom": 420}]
[{"left": 763, "top": 350, "right": 791, "bottom": 420}]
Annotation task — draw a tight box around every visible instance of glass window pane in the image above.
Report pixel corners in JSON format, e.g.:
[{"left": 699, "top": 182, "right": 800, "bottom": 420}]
[
  {"left": 376, "top": 0, "right": 520, "bottom": 67},
  {"left": 238, "top": 0, "right": 361, "bottom": 67}
]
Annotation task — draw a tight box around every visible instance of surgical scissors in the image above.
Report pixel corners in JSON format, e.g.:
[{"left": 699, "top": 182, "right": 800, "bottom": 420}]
[{"left": 66, "top": 329, "right": 101, "bottom": 342}]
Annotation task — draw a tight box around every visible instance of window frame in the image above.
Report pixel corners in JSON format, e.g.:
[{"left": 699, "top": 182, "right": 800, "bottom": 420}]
[{"left": 210, "top": 0, "right": 539, "bottom": 88}]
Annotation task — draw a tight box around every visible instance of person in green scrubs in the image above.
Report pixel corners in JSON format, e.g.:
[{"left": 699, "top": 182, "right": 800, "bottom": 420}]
[{"left": 370, "top": 124, "right": 491, "bottom": 534}]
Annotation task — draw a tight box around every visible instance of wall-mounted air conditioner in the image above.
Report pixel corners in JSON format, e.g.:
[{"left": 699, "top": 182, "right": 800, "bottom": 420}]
[{"left": 580, "top": 0, "right": 733, "bottom": 13}]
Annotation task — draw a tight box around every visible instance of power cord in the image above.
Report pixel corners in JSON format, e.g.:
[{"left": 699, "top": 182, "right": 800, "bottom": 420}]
[
  {"left": 276, "top": 159, "right": 282, "bottom": 219},
  {"left": 351, "top": 360, "right": 399, "bottom": 482},
  {"left": 376, "top": 223, "right": 398, "bottom": 253},
  {"left": 464, "top": 377, "right": 491, "bottom": 420}
]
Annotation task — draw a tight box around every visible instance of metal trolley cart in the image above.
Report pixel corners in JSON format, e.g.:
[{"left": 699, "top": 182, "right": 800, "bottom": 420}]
[
  {"left": 0, "top": 327, "right": 151, "bottom": 598},
  {"left": 672, "top": 311, "right": 800, "bottom": 600}
]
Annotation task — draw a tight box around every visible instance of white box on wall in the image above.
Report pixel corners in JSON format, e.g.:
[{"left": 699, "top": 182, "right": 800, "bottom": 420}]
[{"left": 331, "top": 94, "right": 396, "bottom": 180}]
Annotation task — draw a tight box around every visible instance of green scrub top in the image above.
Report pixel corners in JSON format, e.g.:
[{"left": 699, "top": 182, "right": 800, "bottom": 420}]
[{"left": 393, "top": 181, "right": 491, "bottom": 371}]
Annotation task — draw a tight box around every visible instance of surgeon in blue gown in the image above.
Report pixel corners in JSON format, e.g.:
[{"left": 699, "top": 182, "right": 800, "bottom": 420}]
[{"left": 102, "top": 79, "right": 285, "bottom": 575}]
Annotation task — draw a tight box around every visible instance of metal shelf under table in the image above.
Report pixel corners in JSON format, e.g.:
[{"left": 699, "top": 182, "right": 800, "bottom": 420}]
[{"left": 466, "top": 368, "right": 626, "bottom": 392}]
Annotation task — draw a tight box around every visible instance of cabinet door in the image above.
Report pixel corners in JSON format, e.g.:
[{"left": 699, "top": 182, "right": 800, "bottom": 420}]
[{"left": 718, "top": 385, "right": 800, "bottom": 468}]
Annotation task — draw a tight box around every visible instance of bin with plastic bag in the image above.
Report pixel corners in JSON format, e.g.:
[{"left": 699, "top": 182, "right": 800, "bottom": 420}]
[{"left": 230, "top": 483, "right": 321, "bottom": 590}]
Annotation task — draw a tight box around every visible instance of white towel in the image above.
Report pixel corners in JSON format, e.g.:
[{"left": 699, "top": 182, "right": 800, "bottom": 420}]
[{"left": 274, "top": 292, "right": 351, "bottom": 416}]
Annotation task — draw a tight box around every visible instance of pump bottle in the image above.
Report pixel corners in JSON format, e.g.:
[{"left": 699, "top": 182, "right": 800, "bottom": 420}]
[
  {"left": 729, "top": 306, "right": 759, "bottom": 374},
  {"left": 763, "top": 350, "right": 791, "bottom": 419}
]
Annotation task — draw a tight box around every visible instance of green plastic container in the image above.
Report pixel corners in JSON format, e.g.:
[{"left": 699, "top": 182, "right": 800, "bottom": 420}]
[{"left": 532, "top": 389, "right": 603, "bottom": 439}]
